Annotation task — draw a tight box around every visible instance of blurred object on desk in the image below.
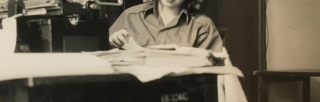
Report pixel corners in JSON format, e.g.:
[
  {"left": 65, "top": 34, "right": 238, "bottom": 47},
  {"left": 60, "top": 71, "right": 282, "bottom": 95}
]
[{"left": 0, "top": 14, "right": 20, "bottom": 55}]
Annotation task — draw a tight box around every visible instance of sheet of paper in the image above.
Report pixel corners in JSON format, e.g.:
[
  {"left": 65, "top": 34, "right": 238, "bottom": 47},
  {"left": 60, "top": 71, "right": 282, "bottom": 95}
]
[{"left": 121, "top": 37, "right": 145, "bottom": 51}]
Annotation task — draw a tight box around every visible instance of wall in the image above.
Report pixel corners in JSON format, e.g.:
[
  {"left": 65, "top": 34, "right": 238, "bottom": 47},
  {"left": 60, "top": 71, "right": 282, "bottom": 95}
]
[{"left": 267, "top": 0, "right": 320, "bottom": 102}]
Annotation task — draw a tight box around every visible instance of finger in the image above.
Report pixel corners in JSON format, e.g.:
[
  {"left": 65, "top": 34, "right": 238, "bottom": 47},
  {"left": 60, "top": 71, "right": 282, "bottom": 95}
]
[
  {"left": 119, "top": 29, "right": 129, "bottom": 36},
  {"left": 117, "top": 33, "right": 127, "bottom": 44},
  {"left": 110, "top": 32, "right": 122, "bottom": 47},
  {"left": 119, "top": 29, "right": 130, "bottom": 41},
  {"left": 113, "top": 37, "right": 123, "bottom": 46},
  {"left": 111, "top": 34, "right": 123, "bottom": 46},
  {"left": 109, "top": 36, "right": 115, "bottom": 46}
]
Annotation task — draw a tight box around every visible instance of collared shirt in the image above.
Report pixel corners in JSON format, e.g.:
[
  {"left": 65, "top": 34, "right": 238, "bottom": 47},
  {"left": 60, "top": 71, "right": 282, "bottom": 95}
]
[{"left": 109, "top": 2, "right": 222, "bottom": 52}]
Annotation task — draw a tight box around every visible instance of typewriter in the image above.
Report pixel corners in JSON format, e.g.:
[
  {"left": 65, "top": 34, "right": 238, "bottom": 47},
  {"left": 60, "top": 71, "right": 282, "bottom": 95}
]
[{"left": 0, "top": 0, "right": 142, "bottom": 52}]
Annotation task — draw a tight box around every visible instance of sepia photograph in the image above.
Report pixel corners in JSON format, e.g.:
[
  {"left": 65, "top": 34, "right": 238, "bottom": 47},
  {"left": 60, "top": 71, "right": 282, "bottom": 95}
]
[{"left": 0, "top": 0, "right": 319, "bottom": 102}]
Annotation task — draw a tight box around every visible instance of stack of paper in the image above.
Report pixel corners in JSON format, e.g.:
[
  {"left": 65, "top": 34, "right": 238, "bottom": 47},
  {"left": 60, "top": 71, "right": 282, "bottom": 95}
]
[
  {"left": 145, "top": 47, "right": 217, "bottom": 67},
  {"left": 86, "top": 46, "right": 226, "bottom": 68},
  {"left": 83, "top": 49, "right": 146, "bottom": 66}
]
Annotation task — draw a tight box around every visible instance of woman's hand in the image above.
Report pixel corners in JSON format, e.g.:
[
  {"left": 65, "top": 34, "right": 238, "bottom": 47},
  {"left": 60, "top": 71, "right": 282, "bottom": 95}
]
[{"left": 109, "top": 29, "right": 129, "bottom": 48}]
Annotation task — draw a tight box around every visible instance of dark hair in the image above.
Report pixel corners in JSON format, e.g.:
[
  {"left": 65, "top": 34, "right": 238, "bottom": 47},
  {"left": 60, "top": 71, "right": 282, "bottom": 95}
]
[{"left": 154, "top": 0, "right": 205, "bottom": 16}]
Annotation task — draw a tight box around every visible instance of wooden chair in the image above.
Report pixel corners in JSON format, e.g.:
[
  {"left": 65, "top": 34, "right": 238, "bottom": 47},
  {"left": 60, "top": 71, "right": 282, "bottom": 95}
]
[{"left": 253, "top": 69, "right": 320, "bottom": 102}]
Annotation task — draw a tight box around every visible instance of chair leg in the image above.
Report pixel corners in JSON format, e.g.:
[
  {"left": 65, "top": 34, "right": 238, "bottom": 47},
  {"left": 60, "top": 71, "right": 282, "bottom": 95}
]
[
  {"left": 258, "top": 76, "right": 268, "bottom": 102},
  {"left": 302, "top": 77, "right": 310, "bottom": 102}
]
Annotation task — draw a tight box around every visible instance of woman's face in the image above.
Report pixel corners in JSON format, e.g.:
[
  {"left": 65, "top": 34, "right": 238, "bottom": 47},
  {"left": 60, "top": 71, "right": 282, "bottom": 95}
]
[{"left": 160, "top": 0, "right": 185, "bottom": 8}]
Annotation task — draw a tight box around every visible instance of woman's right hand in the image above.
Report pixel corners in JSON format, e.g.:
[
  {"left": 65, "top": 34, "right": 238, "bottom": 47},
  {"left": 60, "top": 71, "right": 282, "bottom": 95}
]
[{"left": 109, "top": 29, "right": 129, "bottom": 48}]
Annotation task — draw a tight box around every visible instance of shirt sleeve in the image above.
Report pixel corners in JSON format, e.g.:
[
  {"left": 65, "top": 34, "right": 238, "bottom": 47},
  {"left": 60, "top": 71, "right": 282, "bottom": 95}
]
[
  {"left": 195, "top": 20, "right": 223, "bottom": 52},
  {"left": 109, "top": 11, "right": 127, "bottom": 36}
]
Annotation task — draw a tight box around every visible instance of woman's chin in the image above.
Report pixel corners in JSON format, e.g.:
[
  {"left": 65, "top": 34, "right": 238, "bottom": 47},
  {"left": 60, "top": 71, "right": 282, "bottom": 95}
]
[{"left": 160, "top": 0, "right": 184, "bottom": 8}]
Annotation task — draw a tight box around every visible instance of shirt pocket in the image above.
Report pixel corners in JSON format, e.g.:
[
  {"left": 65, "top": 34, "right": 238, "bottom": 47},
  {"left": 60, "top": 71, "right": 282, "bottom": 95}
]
[{"left": 133, "top": 34, "right": 149, "bottom": 47}]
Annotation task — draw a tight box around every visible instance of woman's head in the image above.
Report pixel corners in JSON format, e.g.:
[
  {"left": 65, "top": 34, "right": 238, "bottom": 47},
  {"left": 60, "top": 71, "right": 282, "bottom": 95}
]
[{"left": 155, "top": 0, "right": 204, "bottom": 15}]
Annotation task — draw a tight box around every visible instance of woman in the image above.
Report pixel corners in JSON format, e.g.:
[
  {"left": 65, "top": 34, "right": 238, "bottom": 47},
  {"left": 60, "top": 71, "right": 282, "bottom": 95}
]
[{"left": 109, "top": 0, "right": 223, "bottom": 52}]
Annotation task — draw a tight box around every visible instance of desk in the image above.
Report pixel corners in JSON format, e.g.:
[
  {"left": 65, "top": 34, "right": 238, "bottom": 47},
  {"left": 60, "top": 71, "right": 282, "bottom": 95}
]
[
  {"left": 0, "top": 53, "right": 245, "bottom": 102},
  {"left": 0, "top": 74, "right": 218, "bottom": 102},
  {"left": 254, "top": 69, "right": 320, "bottom": 102}
]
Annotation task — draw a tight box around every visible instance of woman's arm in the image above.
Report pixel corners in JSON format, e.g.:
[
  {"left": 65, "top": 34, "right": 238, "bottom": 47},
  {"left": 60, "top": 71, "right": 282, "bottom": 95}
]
[
  {"left": 109, "top": 11, "right": 127, "bottom": 35},
  {"left": 195, "top": 20, "right": 223, "bottom": 52},
  {"left": 108, "top": 11, "right": 128, "bottom": 47}
]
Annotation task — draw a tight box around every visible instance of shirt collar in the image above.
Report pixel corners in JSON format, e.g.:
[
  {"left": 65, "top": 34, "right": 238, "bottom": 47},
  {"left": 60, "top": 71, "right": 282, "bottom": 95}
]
[
  {"left": 143, "top": 2, "right": 154, "bottom": 15},
  {"left": 143, "top": 2, "right": 190, "bottom": 24}
]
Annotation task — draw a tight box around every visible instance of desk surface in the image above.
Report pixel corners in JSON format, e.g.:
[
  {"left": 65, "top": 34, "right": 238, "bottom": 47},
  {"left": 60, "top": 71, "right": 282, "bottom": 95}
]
[{"left": 254, "top": 69, "right": 320, "bottom": 76}]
